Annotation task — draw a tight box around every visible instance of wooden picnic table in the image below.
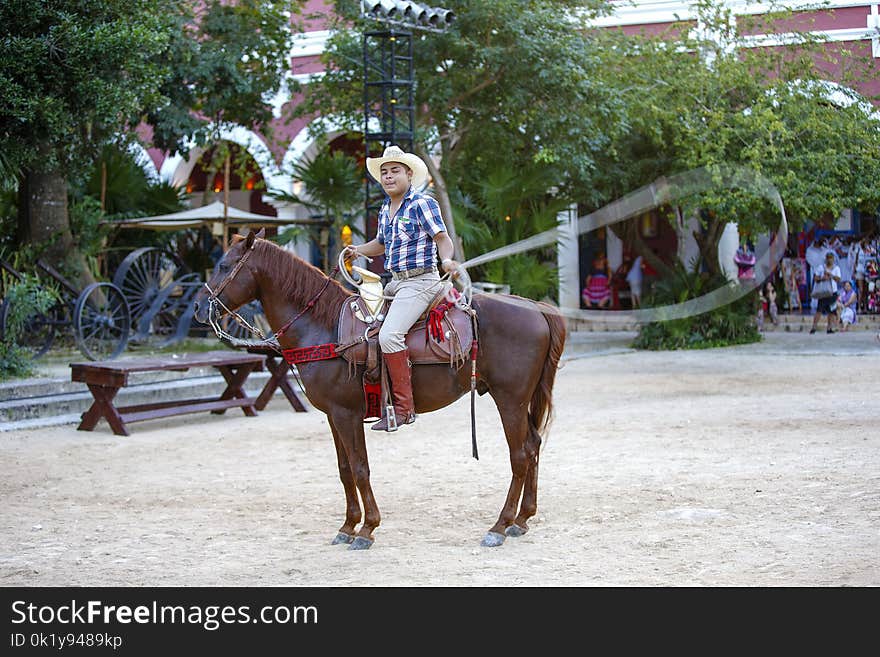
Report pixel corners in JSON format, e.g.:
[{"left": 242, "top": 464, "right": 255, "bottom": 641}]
[{"left": 70, "top": 350, "right": 266, "bottom": 436}]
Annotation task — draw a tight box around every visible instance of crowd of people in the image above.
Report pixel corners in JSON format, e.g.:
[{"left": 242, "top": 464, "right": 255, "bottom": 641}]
[
  {"left": 761, "top": 231, "right": 879, "bottom": 335},
  {"left": 807, "top": 233, "right": 879, "bottom": 313},
  {"left": 801, "top": 233, "right": 878, "bottom": 332},
  {"left": 578, "top": 231, "right": 879, "bottom": 342}
]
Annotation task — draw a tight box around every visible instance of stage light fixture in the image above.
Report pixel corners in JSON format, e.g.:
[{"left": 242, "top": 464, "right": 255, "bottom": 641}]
[{"left": 362, "top": 0, "right": 455, "bottom": 32}]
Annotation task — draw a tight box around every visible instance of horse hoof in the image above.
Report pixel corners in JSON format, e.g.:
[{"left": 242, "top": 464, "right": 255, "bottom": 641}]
[
  {"left": 505, "top": 524, "right": 528, "bottom": 537},
  {"left": 331, "top": 532, "right": 355, "bottom": 545},
  {"left": 349, "top": 536, "right": 374, "bottom": 550},
  {"left": 480, "top": 531, "right": 506, "bottom": 547}
]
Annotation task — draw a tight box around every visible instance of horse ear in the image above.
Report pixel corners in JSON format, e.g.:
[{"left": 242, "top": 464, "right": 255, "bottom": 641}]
[{"left": 256, "top": 227, "right": 266, "bottom": 240}]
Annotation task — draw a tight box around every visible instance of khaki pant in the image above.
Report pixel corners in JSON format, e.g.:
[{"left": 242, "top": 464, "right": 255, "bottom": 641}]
[{"left": 379, "top": 271, "right": 442, "bottom": 353}]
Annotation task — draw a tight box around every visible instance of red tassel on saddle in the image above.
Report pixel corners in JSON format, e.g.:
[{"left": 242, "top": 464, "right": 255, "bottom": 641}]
[
  {"left": 426, "top": 288, "right": 462, "bottom": 344},
  {"left": 427, "top": 302, "right": 454, "bottom": 343}
]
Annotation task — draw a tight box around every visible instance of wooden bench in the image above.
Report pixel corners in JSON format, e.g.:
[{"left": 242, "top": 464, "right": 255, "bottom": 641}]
[{"left": 71, "top": 350, "right": 267, "bottom": 436}]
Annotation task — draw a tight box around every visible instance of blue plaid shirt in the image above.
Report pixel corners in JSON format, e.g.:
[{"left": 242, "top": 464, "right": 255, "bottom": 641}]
[{"left": 376, "top": 187, "right": 448, "bottom": 273}]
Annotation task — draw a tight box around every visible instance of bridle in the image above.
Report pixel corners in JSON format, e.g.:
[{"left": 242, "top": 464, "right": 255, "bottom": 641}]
[
  {"left": 204, "top": 240, "right": 256, "bottom": 301},
  {"left": 202, "top": 240, "right": 339, "bottom": 348},
  {"left": 202, "top": 241, "right": 266, "bottom": 343}
]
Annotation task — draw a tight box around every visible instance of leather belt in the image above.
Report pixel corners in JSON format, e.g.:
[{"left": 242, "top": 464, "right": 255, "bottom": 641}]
[{"left": 391, "top": 266, "right": 438, "bottom": 281}]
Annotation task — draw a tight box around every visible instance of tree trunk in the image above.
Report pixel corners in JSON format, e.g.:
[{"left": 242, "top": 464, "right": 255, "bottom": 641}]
[
  {"left": 21, "top": 169, "right": 96, "bottom": 290},
  {"left": 414, "top": 142, "right": 464, "bottom": 260},
  {"left": 692, "top": 218, "right": 727, "bottom": 277}
]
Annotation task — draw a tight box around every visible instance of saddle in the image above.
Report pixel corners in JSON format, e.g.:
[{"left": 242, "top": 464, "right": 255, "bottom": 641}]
[{"left": 336, "top": 270, "right": 475, "bottom": 373}]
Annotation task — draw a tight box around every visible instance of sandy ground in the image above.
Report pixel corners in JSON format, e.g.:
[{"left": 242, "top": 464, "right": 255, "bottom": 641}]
[{"left": 1, "top": 332, "right": 878, "bottom": 587}]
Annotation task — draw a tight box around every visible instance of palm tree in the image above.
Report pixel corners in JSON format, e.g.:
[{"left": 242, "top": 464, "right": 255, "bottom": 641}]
[
  {"left": 452, "top": 163, "right": 568, "bottom": 300},
  {"left": 269, "top": 149, "right": 364, "bottom": 272},
  {"left": 84, "top": 144, "right": 186, "bottom": 217}
]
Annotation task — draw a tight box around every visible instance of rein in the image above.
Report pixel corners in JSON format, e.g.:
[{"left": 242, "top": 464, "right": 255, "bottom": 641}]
[{"left": 271, "top": 264, "right": 341, "bottom": 340}]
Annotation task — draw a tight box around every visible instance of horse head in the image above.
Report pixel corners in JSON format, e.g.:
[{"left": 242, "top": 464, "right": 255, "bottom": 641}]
[{"left": 193, "top": 228, "right": 265, "bottom": 325}]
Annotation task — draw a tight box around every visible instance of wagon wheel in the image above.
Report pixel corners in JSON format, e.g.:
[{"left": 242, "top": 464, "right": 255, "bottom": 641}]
[
  {"left": 112, "top": 247, "right": 188, "bottom": 328},
  {"left": 73, "top": 283, "right": 131, "bottom": 361},
  {"left": 0, "top": 298, "right": 57, "bottom": 358}
]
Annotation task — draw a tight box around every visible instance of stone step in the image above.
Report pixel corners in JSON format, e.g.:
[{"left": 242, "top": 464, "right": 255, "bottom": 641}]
[
  {"left": 569, "top": 313, "right": 880, "bottom": 332},
  {"left": 2, "top": 335, "right": 598, "bottom": 430},
  {"left": 0, "top": 338, "right": 309, "bottom": 431},
  {"left": 2, "top": 319, "right": 876, "bottom": 431},
  {"left": 0, "top": 369, "right": 288, "bottom": 429},
  {"left": 760, "top": 312, "right": 880, "bottom": 332}
]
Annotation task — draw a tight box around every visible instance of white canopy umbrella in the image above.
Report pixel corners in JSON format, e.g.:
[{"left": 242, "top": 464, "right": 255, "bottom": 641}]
[{"left": 108, "top": 200, "right": 298, "bottom": 231}]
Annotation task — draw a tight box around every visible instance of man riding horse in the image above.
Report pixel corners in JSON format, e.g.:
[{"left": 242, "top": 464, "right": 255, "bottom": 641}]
[{"left": 343, "top": 145, "right": 460, "bottom": 432}]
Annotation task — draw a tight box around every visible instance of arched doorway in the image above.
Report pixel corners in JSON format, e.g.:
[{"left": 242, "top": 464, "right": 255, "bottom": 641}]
[
  {"left": 180, "top": 141, "right": 279, "bottom": 273},
  {"left": 186, "top": 142, "right": 277, "bottom": 218}
]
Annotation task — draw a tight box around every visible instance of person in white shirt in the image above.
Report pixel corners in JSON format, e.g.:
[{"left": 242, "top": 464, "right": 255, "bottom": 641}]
[
  {"left": 809, "top": 251, "right": 841, "bottom": 334},
  {"left": 836, "top": 236, "right": 853, "bottom": 284},
  {"left": 851, "top": 236, "right": 870, "bottom": 312},
  {"left": 626, "top": 255, "right": 643, "bottom": 308},
  {"left": 805, "top": 237, "right": 829, "bottom": 314}
]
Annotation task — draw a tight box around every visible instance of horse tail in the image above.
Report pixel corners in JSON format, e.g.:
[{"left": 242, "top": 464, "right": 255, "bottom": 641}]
[{"left": 528, "top": 302, "right": 567, "bottom": 441}]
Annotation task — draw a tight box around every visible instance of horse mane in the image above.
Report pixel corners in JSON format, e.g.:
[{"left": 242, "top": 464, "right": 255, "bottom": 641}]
[{"left": 254, "top": 239, "right": 353, "bottom": 331}]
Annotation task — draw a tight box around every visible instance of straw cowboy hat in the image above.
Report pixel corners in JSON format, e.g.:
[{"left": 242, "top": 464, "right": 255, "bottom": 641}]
[{"left": 366, "top": 145, "right": 429, "bottom": 190}]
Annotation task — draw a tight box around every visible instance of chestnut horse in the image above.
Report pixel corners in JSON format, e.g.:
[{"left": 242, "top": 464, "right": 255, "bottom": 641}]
[{"left": 193, "top": 230, "right": 566, "bottom": 549}]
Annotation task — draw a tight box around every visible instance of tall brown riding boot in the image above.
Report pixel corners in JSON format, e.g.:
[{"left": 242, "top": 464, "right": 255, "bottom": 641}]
[{"left": 371, "top": 349, "right": 416, "bottom": 432}]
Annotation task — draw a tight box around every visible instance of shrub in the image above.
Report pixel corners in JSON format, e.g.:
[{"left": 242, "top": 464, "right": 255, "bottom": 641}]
[
  {"left": 632, "top": 261, "right": 761, "bottom": 350},
  {"left": 0, "top": 275, "right": 57, "bottom": 379}
]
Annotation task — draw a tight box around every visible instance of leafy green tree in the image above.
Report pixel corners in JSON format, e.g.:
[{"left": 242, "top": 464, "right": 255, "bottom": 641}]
[
  {"left": 61, "top": 143, "right": 188, "bottom": 276},
  {"left": 306, "top": 0, "right": 880, "bottom": 288},
  {"left": 147, "top": 0, "right": 304, "bottom": 201},
  {"left": 1, "top": 0, "right": 303, "bottom": 288},
  {"left": 452, "top": 162, "right": 567, "bottom": 298},
  {"left": 0, "top": 0, "right": 183, "bottom": 287},
  {"left": 586, "top": 1, "right": 880, "bottom": 349},
  {"left": 299, "top": 0, "right": 621, "bottom": 259},
  {"left": 78, "top": 144, "right": 185, "bottom": 219},
  {"left": 592, "top": 1, "right": 880, "bottom": 275}
]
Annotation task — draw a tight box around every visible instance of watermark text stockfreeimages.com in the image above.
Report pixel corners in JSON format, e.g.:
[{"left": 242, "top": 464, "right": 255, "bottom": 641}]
[{"left": 10, "top": 598, "right": 317, "bottom": 632}]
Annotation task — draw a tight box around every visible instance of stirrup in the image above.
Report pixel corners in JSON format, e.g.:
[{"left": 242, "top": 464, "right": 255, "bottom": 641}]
[
  {"left": 370, "top": 407, "right": 416, "bottom": 432},
  {"left": 386, "top": 404, "right": 397, "bottom": 432},
  {"left": 370, "top": 405, "right": 399, "bottom": 433}
]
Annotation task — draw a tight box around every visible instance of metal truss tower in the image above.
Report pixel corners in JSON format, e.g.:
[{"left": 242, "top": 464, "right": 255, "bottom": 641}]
[
  {"left": 360, "top": 2, "right": 454, "bottom": 273},
  {"left": 362, "top": 28, "right": 415, "bottom": 261}
]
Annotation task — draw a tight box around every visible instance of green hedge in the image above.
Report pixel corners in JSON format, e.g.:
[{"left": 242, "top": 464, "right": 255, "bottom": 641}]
[{"left": 633, "top": 263, "right": 761, "bottom": 351}]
